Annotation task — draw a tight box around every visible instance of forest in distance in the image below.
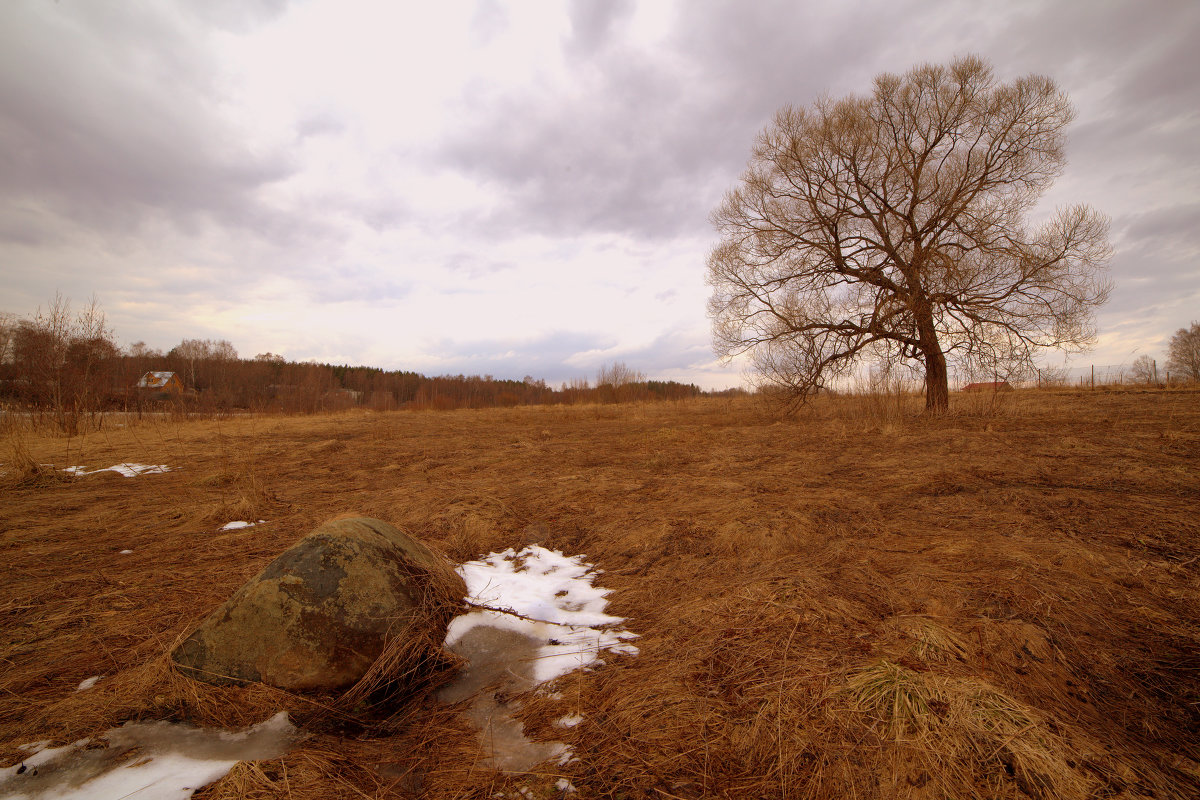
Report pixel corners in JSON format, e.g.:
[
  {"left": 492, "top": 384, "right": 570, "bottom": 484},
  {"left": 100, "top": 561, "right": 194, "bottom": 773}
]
[{"left": 0, "top": 298, "right": 714, "bottom": 425}]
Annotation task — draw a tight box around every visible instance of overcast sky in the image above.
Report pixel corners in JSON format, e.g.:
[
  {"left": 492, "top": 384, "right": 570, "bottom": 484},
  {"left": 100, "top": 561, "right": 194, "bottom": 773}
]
[{"left": 2, "top": 0, "right": 1197, "bottom": 388}]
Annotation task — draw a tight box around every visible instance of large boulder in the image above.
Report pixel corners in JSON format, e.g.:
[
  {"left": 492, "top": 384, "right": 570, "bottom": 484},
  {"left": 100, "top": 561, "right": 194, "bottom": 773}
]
[{"left": 172, "top": 517, "right": 466, "bottom": 692}]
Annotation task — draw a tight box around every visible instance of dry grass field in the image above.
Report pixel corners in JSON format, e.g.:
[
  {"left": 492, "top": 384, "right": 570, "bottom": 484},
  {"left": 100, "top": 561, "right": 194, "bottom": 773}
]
[{"left": 2, "top": 389, "right": 1198, "bottom": 799}]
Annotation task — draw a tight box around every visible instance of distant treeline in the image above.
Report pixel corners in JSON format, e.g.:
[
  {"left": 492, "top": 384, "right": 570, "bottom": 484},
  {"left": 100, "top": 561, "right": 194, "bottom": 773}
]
[{"left": 0, "top": 298, "right": 732, "bottom": 430}]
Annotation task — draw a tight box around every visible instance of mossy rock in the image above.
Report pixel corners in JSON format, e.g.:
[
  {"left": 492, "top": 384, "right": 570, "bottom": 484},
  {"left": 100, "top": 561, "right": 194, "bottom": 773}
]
[{"left": 172, "top": 517, "right": 465, "bottom": 691}]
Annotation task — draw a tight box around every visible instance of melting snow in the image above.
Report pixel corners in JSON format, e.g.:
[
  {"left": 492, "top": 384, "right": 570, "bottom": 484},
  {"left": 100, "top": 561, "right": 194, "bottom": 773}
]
[
  {"left": 440, "top": 545, "right": 638, "bottom": 774},
  {"left": 75, "top": 676, "right": 101, "bottom": 692},
  {"left": 554, "top": 713, "right": 584, "bottom": 728},
  {"left": 0, "top": 712, "right": 297, "bottom": 800},
  {"left": 447, "top": 546, "right": 640, "bottom": 683},
  {"left": 63, "top": 464, "right": 169, "bottom": 478},
  {"left": 219, "top": 520, "right": 264, "bottom": 530}
]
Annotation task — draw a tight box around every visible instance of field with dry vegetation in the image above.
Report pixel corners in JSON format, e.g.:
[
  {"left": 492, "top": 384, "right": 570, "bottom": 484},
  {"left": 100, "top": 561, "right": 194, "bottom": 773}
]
[{"left": 2, "top": 389, "right": 1198, "bottom": 799}]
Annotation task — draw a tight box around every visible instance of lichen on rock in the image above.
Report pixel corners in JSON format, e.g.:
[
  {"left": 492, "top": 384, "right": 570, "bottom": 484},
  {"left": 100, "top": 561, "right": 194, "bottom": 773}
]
[{"left": 172, "top": 517, "right": 465, "bottom": 694}]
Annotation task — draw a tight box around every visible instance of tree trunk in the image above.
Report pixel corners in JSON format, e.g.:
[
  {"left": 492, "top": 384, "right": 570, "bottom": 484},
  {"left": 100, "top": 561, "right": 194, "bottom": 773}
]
[
  {"left": 915, "top": 301, "right": 950, "bottom": 413},
  {"left": 923, "top": 348, "right": 949, "bottom": 413}
]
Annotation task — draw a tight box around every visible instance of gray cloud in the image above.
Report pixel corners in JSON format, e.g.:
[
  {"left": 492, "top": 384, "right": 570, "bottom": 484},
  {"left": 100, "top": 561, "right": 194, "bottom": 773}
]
[
  {"left": 182, "top": 0, "right": 290, "bottom": 33},
  {"left": 602, "top": 326, "right": 714, "bottom": 376},
  {"left": 422, "top": 329, "right": 619, "bottom": 383},
  {"left": 313, "top": 264, "right": 414, "bottom": 305},
  {"left": 995, "top": 2, "right": 1200, "bottom": 174},
  {"left": 1119, "top": 204, "right": 1200, "bottom": 250},
  {"left": 433, "top": 1, "right": 991, "bottom": 242},
  {"left": 295, "top": 112, "right": 346, "bottom": 140},
  {"left": 0, "top": 2, "right": 300, "bottom": 242},
  {"left": 439, "top": 53, "right": 718, "bottom": 240},
  {"left": 566, "top": 0, "right": 635, "bottom": 57},
  {"left": 437, "top": 0, "right": 1200, "bottom": 253}
]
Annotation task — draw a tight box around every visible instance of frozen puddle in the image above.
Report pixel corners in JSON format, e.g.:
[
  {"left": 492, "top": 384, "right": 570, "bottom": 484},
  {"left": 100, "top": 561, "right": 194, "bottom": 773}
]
[
  {"left": 438, "top": 546, "right": 639, "bottom": 773},
  {"left": 0, "top": 712, "right": 298, "bottom": 800},
  {"left": 63, "top": 463, "right": 170, "bottom": 478}
]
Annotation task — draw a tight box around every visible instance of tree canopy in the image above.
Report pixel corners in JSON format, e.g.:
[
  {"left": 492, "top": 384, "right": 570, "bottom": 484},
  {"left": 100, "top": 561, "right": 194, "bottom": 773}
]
[
  {"left": 707, "top": 56, "right": 1112, "bottom": 411},
  {"left": 1165, "top": 321, "right": 1200, "bottom": 381}
]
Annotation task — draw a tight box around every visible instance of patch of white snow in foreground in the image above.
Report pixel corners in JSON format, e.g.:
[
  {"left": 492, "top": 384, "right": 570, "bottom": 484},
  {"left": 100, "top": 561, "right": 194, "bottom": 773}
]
[
  {"left": 0, "top": 712, "right": 297, "bottom": 800},
  {"left": 446, "top": 545, "right": 640, "bottom": 683},
  {"left": 554, "top": 713, "right": 584, "bottom": 728},
  {"left": 219, "top": 520, "right": 265, "bottom": 531},
  {"left": 75, "top": 676, "right": 101, "bottom": 692},
  {"left": 63, "top": 463, "right": 170, "bottom": 478},
  {"left": 440, "top": 546, "right": 638, "bottom": 774}
]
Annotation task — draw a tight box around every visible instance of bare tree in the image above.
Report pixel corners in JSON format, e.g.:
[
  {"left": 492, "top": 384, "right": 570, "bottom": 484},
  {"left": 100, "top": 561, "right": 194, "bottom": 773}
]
[
  {"left": 1036, "top": 362, "right": 1071, "bottom": 388},
  {"left": 169, "top": 338, "right": 210, "bottom": 389},
  {"left": 7, "top": 294, "right": 118, "bottom": 431},
  {"left": 707, "top": 56, "right": 1112, "bottom": 412},
  {"left": 0, "top": 312, "right": 16, "bottom": 364},
  {"left": 1165, "top": 322, "right": 1200, "bottom": 381},
  {"left": 596, "top": 361, "right": 645, "bottom": 388},
  {"left": 1129, "top": 354, "right": 1157, "bottom": 385},
  {"left": 126, "top": 341, "right": 162, "bottom": 358}
]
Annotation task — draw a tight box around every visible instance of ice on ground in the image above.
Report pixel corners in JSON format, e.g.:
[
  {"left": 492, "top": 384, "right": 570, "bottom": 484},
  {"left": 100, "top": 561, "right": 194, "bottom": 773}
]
[
  {"left": 0, "top": 711, "right": 297, "bottom": 800},
  {"left": 554, "top": 713, "right": 584, "bottom": 728},
  {"left": 119, "top": 550, "right": 133, "bottom": 555},
  {"left": 556, "top": 778, "right": 578, "bottom": 794},
  {"left": 218, "top": 520, "right": 264, "bottom": 530},
  {"left": 439, "top": 546, "right": 638, "bottom": 774},
  {"left": 75, "top": 676, "right": 101, "bottom": 692},
  {"left": 63, "top": 463, "right": 170, "bottom": 478}
]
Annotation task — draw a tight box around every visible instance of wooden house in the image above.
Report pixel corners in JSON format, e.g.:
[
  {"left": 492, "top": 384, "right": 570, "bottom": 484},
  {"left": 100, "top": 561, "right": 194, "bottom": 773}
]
[
  {"left": 136, "top": 371, "right": 184, "bottom": 393},
  {"left": 962, "top": 380, "right": 1013, "bottom": 392}
]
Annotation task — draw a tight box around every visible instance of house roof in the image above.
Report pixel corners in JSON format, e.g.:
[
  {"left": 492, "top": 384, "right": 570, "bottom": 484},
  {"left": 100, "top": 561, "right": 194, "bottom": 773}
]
[
  {"left": 137, "top": 371, "right": 178, "bottom": 389},
  {"left": 962, "top": 380, "right": 1012, "bottom": 390}
]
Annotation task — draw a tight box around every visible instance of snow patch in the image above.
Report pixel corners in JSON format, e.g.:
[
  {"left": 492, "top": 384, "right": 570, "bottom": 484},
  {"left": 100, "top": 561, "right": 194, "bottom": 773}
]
[
  {"left": 219, "top": 520, "right": 265, "bottom": 531},
  {"left": 554, "top": 713, "right": 584, "bottom": 728},
  {"left": 63, "top": 463, "right": 169, "bottom": 478},
  {"left": 439, "top": 546, "right": 637, "bottom": 776},
  {"left": 75, "top": 676, "right": 101, "bottom": 692},
  {"left": 0, "top": 712, "right": 297, "bottom": 800},
  {"left": 446, "top": 545, "right": 640, "bottom": 684}
]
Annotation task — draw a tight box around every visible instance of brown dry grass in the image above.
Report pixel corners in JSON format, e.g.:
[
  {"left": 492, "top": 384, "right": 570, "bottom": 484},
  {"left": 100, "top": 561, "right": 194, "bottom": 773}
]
[{"left": 2, "top": 389, "right": 1199, "bottom": 799}]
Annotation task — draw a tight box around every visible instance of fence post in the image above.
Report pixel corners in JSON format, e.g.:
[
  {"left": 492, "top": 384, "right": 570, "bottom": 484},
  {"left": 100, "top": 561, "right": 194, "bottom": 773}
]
[
  {"left": 1153, "top": 359, "right": 1158, "bottom": 384},
  {"left": 1091, "top": 364, "right": 1095, "bottom": 390}
]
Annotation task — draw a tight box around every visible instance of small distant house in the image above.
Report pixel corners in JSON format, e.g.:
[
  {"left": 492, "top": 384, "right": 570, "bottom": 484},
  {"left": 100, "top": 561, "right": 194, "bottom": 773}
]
[
  {"left": 962, "top": 380, "right": 1013, "bottom": 393},
  {"left": 137, "top": 371, "right": 184, "bottom": 393}
]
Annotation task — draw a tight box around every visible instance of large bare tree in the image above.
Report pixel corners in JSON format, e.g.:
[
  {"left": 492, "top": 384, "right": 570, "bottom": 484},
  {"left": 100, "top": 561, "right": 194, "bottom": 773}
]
[
  {"left": 1165, "top": 321, "right": 1200, "bottom": 381},
  {"left": 707, "top": 56, "right": 1112, "bottom": 411}
]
